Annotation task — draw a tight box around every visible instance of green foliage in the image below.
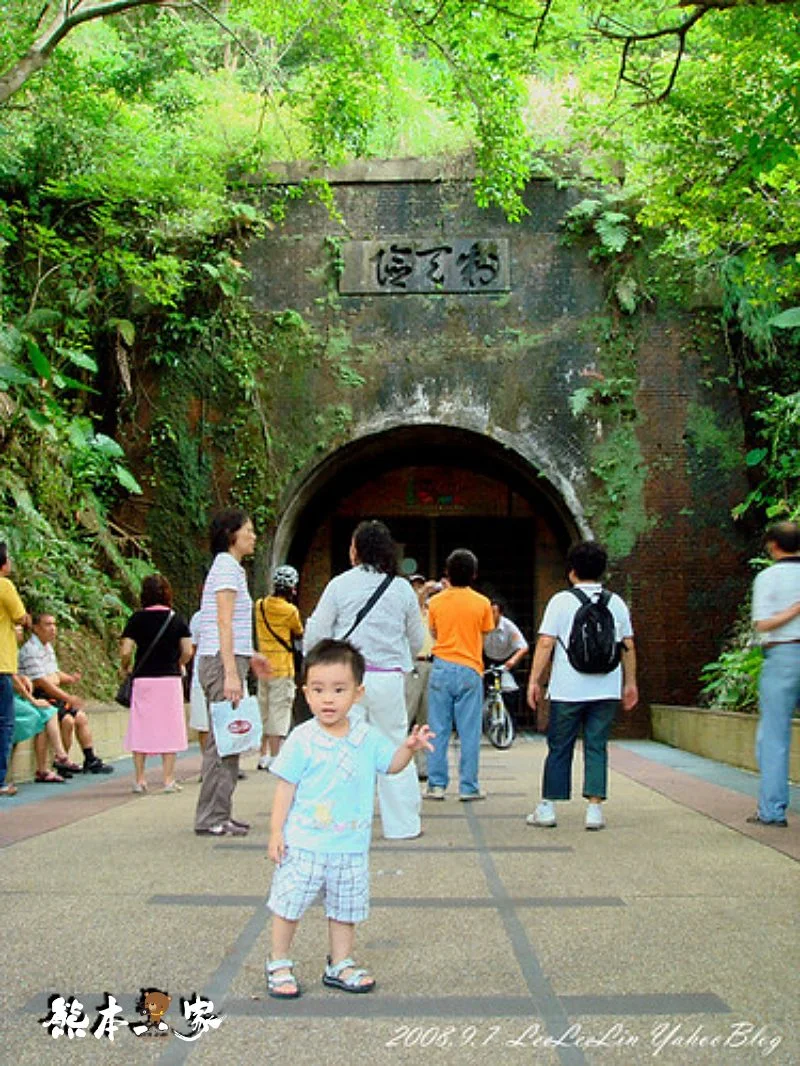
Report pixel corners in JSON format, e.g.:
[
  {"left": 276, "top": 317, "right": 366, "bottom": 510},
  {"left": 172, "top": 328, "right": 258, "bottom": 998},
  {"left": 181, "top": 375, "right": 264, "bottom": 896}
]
[
  {"left": 1, "top": 0, "right": 798, "bottom": 685},
  {"left": 732, "top": 391, "right": 800, "bottom": 522},
  {"left": 699, "top": 643, "right": 762, "bottom": 714},
  {"left": 570, "top": 313, "right": 652, "bottom": 558},
  {"left": 563, "top": 199, "right": 635, "bottom": 261}
]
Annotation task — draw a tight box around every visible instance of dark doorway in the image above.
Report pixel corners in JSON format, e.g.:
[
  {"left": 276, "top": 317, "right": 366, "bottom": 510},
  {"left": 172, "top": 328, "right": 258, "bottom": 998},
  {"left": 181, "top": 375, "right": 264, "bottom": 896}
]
[{"left": 332, "top": 515, "right": 537, "bottom": 641}]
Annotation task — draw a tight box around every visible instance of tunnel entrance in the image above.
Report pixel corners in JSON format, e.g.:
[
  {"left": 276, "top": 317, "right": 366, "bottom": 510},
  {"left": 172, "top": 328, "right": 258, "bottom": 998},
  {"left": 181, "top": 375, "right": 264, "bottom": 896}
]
[{"left": 276, "top": 425, "right": 581, "bottom": 726}]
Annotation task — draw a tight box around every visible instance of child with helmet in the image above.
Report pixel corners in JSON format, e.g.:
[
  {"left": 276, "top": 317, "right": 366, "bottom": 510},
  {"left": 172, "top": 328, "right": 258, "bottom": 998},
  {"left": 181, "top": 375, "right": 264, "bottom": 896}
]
[{"left": 255, "top": 565, "right": 304, "bottom": 770}]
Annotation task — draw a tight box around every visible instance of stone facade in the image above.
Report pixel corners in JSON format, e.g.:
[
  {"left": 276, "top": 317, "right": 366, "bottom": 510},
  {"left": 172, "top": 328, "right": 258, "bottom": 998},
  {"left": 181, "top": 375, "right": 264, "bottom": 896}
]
[{"left": 240, "top": 160, "right": 750, "bottom": 735}]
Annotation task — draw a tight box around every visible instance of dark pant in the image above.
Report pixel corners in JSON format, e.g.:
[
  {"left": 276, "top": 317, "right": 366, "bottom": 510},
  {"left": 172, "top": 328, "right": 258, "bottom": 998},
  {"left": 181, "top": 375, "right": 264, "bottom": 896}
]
[
  {"left": 0, "top": 673, "right": 14, "bottom": 786},
  {"left": 542, "top": 699, "right": 618, "bottom": 801}
]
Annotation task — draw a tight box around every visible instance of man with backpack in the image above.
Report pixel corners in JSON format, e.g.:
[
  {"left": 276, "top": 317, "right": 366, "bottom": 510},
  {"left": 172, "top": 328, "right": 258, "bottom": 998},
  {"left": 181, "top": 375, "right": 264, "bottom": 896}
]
[{"left": 525, "top": 540, "right": 637, "bottom": 831}]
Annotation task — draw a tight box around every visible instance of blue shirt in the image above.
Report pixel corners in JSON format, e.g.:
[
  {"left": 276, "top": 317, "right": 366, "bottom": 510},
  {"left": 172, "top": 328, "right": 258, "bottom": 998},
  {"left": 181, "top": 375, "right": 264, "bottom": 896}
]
[{"left": 270, "top": 716, "right": 396, "bottom": 853}]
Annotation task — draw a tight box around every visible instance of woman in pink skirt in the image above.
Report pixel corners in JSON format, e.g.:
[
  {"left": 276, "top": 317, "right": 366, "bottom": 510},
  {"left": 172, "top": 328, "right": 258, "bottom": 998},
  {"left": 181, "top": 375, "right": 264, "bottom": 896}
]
[{"left": 120, "top": 574, "right": 192, "bottom": 793}]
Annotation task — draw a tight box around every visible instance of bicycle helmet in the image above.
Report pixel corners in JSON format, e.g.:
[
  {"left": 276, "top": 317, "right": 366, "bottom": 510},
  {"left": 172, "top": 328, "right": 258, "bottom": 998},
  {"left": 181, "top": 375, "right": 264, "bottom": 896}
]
[{"left": 272, "top": 565, "right": 299, "bottom": 591}]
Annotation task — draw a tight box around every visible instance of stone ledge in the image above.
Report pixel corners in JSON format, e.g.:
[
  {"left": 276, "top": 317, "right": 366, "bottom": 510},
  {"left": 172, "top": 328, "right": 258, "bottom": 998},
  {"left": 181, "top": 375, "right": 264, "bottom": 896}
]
[
  {"left": 247, "top": 156, "right": 475, "bottom": 186},
  {"left": 651, "top": 704, "right": 799, "bottom": 783},
  {"left": 9, "top": 702, "right": 201, "bottom": 783}
]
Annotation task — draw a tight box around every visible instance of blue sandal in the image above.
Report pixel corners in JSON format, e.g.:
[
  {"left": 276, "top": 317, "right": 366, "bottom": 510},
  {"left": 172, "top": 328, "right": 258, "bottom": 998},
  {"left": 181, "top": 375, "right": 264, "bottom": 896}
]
[
  {"left": 322, "top": 955, "right": 375, "bottom": 993},
  {"left": 267, "top": 958, "right": 301, "bottom": 999}
]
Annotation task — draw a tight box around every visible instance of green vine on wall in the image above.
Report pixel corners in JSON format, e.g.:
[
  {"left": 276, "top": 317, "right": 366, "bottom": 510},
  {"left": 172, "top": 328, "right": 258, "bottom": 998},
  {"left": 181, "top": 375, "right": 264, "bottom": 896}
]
[
  {"left": 562, "top": 194, "right": 653, "bottom": 559},
  {"left": 142, "top": 243, "right": 366, "bottom": 611}
]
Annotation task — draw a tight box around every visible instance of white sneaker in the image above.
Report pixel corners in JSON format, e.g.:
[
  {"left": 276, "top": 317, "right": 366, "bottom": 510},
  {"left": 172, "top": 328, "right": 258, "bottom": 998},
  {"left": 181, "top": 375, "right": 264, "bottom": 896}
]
[
  {"left": 585, "top": 802, "right": 605, "bottom": 831},
  {"left": 424, "top": 785, "right": 446, "bottom": 801},
  {"left": 257, "top": 754, "right": 273, "bottom": 771},
  {"left": 526, "top": 800, "right": 556, "bottom": 827}
]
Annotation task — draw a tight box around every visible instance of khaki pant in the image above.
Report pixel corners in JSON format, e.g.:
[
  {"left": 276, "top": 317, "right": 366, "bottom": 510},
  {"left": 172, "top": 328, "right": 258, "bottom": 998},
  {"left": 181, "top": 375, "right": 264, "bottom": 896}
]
[
  {"left": 257, "top": 676, "right": 295, "bottom": 737},
  {"left": 404, "top": 660, "right": 431, "bottom": 777}
]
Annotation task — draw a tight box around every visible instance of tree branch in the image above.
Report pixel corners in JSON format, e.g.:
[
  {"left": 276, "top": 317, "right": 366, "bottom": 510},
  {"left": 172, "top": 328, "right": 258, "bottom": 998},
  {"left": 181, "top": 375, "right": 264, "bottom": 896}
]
[
  {"left": 678, "top": 0, "right": 798, "bottom": 8},
  {"left": 597, "top": 7, "right": 707, "bottom": 103},
  {"left": 0, "top": 0, "right": 166, "bottom": 104}
]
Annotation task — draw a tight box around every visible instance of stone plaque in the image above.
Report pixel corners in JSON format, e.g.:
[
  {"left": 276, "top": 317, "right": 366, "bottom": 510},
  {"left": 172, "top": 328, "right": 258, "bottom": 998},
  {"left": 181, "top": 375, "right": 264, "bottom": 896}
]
[{"left": 340, "top": 238, "right": 510, "bottom": 294}]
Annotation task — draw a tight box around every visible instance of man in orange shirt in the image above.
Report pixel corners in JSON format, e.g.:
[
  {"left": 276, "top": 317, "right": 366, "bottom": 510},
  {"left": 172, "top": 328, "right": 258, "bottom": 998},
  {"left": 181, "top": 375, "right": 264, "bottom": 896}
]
[{"left": 425, "top": 549, "right": 493, "bottom": 801}]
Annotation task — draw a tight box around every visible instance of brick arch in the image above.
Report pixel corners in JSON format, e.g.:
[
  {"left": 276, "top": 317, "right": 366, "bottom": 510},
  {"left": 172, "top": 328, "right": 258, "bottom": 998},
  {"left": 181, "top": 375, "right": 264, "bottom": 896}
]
[{"left": 270, "top": 421, "right": 586, "bottom": 688}]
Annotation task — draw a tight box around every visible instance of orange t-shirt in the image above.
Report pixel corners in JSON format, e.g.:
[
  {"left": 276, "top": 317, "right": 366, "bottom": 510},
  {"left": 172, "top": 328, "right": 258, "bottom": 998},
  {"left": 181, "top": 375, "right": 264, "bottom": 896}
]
[{"left": 429, "top": 586, "right": 494, "bottom": 675}]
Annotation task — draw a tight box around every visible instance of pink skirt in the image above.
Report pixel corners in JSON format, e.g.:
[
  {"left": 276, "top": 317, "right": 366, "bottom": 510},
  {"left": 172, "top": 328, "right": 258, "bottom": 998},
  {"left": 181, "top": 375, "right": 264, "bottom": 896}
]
[{"left": 125, "top": 676, "right": 188, "bottom": 754}]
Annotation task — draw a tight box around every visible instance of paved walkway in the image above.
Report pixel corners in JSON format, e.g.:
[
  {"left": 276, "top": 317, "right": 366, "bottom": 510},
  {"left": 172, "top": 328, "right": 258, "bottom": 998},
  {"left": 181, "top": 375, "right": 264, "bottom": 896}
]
[{"left": 2, "top": 736, "right": 798, "bottom": 1065}]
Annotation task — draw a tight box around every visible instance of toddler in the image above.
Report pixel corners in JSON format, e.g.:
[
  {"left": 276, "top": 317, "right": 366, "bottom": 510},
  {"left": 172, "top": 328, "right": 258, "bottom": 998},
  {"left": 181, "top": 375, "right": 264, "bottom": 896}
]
[{"left": 266, "top": 637, "right": 433, "bottom": 998}]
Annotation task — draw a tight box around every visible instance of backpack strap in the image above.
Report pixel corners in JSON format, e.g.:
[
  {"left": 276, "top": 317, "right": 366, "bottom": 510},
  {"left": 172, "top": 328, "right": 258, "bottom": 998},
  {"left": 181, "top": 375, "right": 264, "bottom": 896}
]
[{"left": 569, "top": 587, "right": 591, "bottom": 606}]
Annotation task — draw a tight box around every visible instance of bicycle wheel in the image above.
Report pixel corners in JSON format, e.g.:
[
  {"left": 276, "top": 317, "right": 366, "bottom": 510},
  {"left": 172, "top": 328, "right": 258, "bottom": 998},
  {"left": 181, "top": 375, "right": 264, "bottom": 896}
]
[{"left": 485, "top": 695, "right": 515, "bottom": 749}]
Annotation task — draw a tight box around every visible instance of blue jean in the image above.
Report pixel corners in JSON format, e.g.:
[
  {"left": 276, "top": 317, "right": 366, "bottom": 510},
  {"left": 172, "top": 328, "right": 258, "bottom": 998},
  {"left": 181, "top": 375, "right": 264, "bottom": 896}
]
[
  {"left": 756, "top": 643, "right": 800, "bottom": 822},
  {"left": 542, "top": 699, "right": 618, "bottom": 801},
  {"left": 427, "top": 658, "right": 483, "bottom": 795},
  {"left": 0, "top": 673, "right": 14, "bottom": 787}
]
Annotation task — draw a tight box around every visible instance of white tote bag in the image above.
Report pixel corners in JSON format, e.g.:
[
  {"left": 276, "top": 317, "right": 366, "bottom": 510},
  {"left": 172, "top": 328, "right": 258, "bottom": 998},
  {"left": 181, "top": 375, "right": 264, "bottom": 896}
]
[{"left": 210, "top": 695, "right": 262, "bottom": 757}]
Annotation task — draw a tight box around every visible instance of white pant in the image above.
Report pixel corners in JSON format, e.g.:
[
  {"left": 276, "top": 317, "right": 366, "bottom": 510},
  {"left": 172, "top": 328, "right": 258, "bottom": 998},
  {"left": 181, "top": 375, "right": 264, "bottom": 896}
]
[{"left": 355, "top": 671, "right": 421, "bottom": 839}]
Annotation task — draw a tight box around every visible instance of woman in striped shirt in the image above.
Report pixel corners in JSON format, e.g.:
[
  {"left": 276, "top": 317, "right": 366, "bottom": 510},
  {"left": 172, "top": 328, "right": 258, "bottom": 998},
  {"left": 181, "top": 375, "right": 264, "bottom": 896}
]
[{"left": 194, "top": 510, "right": 270, "bottom": 837}]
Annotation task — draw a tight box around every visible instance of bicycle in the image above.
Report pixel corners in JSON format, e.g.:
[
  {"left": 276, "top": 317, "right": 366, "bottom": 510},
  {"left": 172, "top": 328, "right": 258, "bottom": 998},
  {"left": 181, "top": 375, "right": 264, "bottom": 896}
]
[{"left": 482, "top": 666, "right": 515, "bottom": 749}]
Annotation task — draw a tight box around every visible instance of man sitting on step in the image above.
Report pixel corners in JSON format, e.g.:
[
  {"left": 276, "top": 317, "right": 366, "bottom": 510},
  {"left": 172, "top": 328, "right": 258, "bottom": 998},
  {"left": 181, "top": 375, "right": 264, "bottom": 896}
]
[{"left": 18, "top": 612, "right": 113, "bottom": 776}]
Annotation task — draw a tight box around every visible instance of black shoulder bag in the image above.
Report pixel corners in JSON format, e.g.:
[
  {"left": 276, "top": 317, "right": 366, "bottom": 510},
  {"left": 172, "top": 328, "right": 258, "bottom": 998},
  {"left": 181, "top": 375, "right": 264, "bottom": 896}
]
[
  {"left": 116, "top": 610, "right": 175, "bottom": 708},
  {"left": 342, "top": 573, "right": 394, "bottom": 641},
  {"left": 258, "top": 600, "right": 303, "bottom": 677}
]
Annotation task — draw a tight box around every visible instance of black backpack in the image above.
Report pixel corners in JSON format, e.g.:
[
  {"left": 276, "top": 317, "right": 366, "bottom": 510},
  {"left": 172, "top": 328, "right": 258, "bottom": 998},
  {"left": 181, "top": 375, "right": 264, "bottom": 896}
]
[{"left": 561, "top": 587, "right": 622, "bottom": 674}]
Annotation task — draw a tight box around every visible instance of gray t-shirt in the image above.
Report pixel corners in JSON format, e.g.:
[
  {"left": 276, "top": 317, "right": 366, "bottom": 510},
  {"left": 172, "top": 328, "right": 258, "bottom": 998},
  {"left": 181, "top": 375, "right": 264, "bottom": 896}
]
[
  {"left": 483, "top": 615, "right": 528, "bottom": 661},
  {"left": 752, "top": 559, "right": 800, "bottom": 644}
]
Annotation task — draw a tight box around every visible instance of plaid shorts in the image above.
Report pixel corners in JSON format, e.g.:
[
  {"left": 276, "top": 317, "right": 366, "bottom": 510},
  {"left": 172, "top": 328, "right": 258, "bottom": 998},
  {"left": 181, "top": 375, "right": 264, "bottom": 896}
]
[{"left": 267, "top": 847, "right": 370, "bottom": 923}]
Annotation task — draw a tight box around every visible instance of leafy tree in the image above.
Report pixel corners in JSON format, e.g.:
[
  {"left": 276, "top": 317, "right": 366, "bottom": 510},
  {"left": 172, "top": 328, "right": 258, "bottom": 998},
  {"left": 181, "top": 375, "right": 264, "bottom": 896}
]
[{"left": 1, "top": 0, "right": 798, "bottom": 675}]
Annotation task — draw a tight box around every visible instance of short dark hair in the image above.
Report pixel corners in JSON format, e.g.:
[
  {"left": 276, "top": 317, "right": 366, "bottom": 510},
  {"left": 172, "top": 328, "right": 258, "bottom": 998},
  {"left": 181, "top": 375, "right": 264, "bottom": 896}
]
[
  {"left": 140, "top": 573, "right": 173, "bottom": 608},
  {"left": 302, "top": 638, "right": 365, "bottom": 685},
  {"left": 567, "top": 540, "right": 608, "bottom": 581},
  {"left": 445, "top": 549, "right": 478, "bottom": 587},
  {"left": 765, "top": 521, "right": 800, "bottom": 554},
  {"left": 490, "top": 596, "right": 507, "bottom": 614},
  {"left": 0, "top": 541, "right": 7, "bottom": 568},
  {"left": 32, "top": 610, "right": 56, "bottom": 626},
  {"left": 352, "top": 520, "right": 398, "bottom": 576},
  {"left": 210, "top": 509, "right": 250, "bottom": 556}
]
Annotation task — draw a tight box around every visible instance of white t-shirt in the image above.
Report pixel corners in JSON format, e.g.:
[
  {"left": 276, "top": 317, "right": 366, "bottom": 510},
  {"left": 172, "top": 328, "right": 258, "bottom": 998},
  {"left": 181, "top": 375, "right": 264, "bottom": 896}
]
[
  {"left": 752, "top": 558, "right": 800, "bottom": 644},
  {"left": 539, "top": 583, "right": 633, "bottom": 702},
  {"left": 197, "top": 553, "right": 254, "bottom": 657}
]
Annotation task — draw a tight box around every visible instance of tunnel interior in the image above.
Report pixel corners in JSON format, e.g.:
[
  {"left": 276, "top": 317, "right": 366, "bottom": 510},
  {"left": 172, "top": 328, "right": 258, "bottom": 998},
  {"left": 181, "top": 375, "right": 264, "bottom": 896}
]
[{"left": 280, "top": 425, "right": 580, "bottom": 723}]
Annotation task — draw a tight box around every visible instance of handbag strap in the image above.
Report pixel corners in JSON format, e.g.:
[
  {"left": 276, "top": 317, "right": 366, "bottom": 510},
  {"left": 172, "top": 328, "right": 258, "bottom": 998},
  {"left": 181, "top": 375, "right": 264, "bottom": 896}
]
[
  {"left": 258, "top": 599, "right": 294, "bottom": 655},
  {"left": 342, "top": 573, "right": 394, "bottom": 641},
  {"left": 131, "top": 610, "right": 175, "bottom": 677}
]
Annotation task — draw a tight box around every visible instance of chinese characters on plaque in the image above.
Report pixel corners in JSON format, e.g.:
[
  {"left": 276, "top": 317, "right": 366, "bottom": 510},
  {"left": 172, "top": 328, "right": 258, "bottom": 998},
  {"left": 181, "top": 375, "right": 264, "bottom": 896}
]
[{"left": 339, "top": 238, "right": 510, "bottom": 294}]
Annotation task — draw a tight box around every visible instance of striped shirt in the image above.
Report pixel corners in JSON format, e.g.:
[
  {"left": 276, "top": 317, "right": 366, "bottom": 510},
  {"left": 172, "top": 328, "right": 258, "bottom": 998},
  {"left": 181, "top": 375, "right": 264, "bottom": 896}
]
[
  {"left": 197, "top": 552, "right": 254, "bottom": 657},
  {"left": 18, "top": 632, "right": 59, "bottom": 680}
]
